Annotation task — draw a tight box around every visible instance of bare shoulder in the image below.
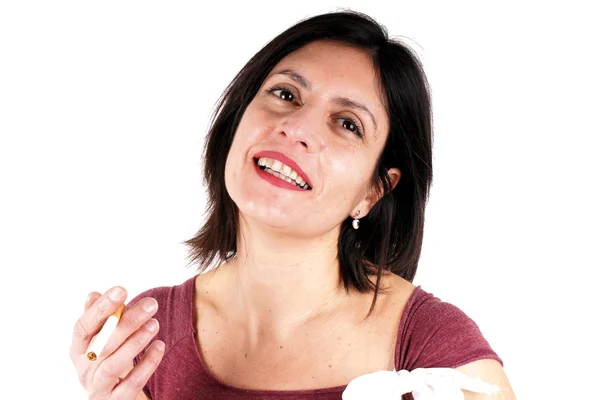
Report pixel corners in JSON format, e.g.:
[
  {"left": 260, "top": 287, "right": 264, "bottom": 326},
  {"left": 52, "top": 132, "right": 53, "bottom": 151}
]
[
  {"left": 377, "top": 276, "right": 516, "bottom": 398},
  {"left": 456, "top": 359, "right": 517, "bottom": 399}
]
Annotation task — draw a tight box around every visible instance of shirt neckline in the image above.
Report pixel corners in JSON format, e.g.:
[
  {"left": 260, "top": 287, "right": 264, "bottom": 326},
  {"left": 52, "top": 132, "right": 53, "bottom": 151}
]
[{"left": 184, "top": 274, "right": 422, "bottom": 395}]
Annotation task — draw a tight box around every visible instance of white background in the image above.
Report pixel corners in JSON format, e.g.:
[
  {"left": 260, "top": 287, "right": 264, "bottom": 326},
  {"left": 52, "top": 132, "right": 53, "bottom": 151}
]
[{"left": 1, "top": 1, "right": 598, "bottom": 399}]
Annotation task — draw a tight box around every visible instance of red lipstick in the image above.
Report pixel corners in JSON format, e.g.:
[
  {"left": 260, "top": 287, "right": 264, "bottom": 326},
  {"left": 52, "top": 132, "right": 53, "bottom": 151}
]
[{"left": 253, "top": 150, "right": 312, "bottom": 188}]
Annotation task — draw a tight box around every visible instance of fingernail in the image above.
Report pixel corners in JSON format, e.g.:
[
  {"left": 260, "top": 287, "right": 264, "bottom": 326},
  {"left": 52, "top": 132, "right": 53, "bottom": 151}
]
[
  {"left": 108, "top": 287, "right": 125, "bottom": 302},
  {"left": 142, "top": 298, "right": 158, "bottom": 312}
]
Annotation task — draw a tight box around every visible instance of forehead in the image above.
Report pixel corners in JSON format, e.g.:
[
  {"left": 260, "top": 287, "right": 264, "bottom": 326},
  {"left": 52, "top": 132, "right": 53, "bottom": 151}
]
[{"left": 268, "top": 41, "right": 388, "bottom": 134}]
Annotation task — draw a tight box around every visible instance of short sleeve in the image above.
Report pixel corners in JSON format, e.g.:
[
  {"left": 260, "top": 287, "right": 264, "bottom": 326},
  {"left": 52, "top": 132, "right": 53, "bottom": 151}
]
[
  {"left": 396, "top": 287, "right": 503, "bottom": 370},
  {"left": 122, "top": 277, "right": 196, "bottom": 399}
]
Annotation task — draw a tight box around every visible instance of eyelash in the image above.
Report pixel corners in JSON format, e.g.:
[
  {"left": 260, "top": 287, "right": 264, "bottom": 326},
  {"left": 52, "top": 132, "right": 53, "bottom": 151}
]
[{"left": 265, "top": 85, "right": 365, "bottom": 138}]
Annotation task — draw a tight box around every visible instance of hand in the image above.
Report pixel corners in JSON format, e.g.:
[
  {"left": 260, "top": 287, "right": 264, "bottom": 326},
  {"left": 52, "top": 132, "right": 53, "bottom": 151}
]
[{"left": 69, "top": 287, "right": 166, "bottom": 399}]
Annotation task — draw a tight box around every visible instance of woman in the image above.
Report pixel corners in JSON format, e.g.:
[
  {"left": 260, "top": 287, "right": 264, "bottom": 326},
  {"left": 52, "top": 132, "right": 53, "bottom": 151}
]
[{"left": 70, "top": 11, "right": 516, "bottom": 399}]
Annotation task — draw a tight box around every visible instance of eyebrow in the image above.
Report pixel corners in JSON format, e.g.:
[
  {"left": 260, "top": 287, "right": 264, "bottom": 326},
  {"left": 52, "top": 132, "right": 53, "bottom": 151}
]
[
  {"left": 331, "top": 96, "right": 378, "bottom": 130},
  {"left": 271, "top": 68, "right": 378, "bottom": 130},
  {"left": 276, "top": 69, "right": 312, "bottom": 90}
]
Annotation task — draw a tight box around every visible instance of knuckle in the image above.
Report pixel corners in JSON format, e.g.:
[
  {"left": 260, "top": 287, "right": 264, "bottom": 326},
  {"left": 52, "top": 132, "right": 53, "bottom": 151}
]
[
  {"left": 134, "top": 332, "right": 150, "bottom": 348},
  {"left": 96, "top": 298, "right": 111, "bottom": 315},
  {"left": 97, "top": 358, "right": 120, "bottom": 380},
  {"left": 146, "top": 352, "right": 162, "bottom": 369},
  {"left": 127, "top": 371, "right": 147, "bottom": 390},
  {"left": 122, "top": 311, "right": 142, "bottom": 328},
  {"left": 73, "top": 318, "right": 91, "bottom": 340}
]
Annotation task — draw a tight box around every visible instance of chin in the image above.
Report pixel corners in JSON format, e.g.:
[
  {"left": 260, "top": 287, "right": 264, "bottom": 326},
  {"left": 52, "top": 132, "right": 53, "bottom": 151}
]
[
  {"left": 239, "top": 199, "right": 299, "bottom": 230},
  {"left": 224, "top": 160, "right": 316, "bottom": 232}
]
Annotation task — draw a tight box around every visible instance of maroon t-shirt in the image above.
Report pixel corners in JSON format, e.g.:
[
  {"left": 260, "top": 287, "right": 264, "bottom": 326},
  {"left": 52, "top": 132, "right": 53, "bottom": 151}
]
[{"left": 130, "top": 276, "right": 502, "bottom": 399}]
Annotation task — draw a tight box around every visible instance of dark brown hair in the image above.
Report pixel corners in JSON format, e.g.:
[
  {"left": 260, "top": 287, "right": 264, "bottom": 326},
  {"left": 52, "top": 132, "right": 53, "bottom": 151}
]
[{"left": 184, "top": 10, "right": 433, "bottom": 314}]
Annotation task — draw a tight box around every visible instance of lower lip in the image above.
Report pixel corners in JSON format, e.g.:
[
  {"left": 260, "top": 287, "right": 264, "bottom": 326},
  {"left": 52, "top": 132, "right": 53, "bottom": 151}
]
[{"left": 253, "top": 161, "right": 307, "bottom": 192}]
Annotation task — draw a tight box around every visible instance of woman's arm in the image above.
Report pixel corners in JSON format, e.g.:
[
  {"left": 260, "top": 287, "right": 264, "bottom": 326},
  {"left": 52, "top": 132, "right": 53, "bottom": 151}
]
[{"left": 456, "top": 359, "right": 516, "bottom": 399}]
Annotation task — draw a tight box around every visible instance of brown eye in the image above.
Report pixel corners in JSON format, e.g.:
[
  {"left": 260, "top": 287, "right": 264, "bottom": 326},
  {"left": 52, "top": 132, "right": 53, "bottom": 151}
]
[
  {"left": 342, "top": 119, "right": 357, "bottom": 132},
  {"left": 340, "top": 118, "right": 364, "bottom": 138},
  {"left": 267, "top": 86, "right": 296, "bottom": 102}
]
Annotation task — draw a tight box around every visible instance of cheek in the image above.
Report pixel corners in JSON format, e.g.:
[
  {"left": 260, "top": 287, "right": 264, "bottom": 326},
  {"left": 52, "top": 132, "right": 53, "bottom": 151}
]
[
  {"left": 226, "top": 107, "right": 269, "bottom": 168},
  {"left": 225, "top": 105, "right": 276, "bottom": 190},
  {"left": 324, "top": 153, "right": 371, "bottom": 201},
  {"left": 236, "top": 102, "right": 277, "bottom": 141}
]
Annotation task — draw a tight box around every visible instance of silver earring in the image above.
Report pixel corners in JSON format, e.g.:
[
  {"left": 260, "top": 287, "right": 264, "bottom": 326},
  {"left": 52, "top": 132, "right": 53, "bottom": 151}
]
[{"left": 352, "top": 210, "right": 360, "bottom": 230}]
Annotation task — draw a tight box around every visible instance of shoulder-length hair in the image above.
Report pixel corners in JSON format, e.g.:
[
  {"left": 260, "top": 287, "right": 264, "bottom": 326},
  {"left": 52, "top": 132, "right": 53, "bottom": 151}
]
[{"left": 184, "top": 10, "right": 433, "bottom": 313}]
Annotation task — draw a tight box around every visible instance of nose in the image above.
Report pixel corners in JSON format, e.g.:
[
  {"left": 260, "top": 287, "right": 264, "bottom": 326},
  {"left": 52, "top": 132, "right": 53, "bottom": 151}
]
[{"left": 276, "top": 106, "right": 320, "bottom": 152}]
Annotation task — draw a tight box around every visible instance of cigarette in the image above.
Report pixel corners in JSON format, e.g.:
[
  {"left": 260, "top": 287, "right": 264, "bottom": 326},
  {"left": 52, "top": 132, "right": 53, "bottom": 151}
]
[{"left": 87, "top": 304, "right": 126, "bottom": 361}]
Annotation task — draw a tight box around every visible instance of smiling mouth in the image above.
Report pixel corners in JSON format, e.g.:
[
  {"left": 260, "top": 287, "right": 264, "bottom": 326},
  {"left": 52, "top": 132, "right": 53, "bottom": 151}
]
[{"left": 254, "top": 157, "right": 312, "bottom": 190}]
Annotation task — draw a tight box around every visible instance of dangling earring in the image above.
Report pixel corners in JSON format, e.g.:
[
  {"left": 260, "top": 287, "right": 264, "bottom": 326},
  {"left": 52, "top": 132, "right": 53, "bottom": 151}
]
[{"left": 352, "top": 210, "right": 360, "bottom": 230}]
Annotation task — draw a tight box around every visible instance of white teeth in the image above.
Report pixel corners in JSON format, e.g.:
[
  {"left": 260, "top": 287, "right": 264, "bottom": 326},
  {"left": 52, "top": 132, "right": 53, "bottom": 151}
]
[
  {"left": 256, "top": 156, "right": 310, "bottom": 189},
  {"left": 271, "top": 160, "right": 282, "bottom": 172}
]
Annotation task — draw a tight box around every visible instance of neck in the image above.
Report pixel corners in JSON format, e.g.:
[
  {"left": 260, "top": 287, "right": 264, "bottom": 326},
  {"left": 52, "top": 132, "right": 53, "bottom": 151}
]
[{"left": 220, "top": 215, "right": 351, "bottom": 342}]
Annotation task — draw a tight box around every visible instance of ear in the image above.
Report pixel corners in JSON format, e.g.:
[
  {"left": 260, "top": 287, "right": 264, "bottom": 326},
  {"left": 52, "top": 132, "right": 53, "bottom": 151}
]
[{"left": 351, "top": 168, "right": 401, "bottom": 218}]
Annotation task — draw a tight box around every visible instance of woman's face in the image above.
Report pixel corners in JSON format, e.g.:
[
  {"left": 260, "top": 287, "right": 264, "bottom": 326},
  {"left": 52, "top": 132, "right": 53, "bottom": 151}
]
[{"left": 224, "top": 40, "right": 393, "bottom": 236}]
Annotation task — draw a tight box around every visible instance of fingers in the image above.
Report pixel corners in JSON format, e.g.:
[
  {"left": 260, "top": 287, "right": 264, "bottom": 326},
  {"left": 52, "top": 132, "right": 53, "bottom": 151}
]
[
  {"left": 71, "top": 286, "right": 127, "bottom": 356},
  {"left": 112, "top": 340, "right": 166, "bottom": 398},
  {"left": 98, "top": 296, "right": 159, "bottom": 359},
  {"left": 85, "top": 292, "right": 101, "bottom": 312},
  {"left": 70, "top": 288, "right": 164, "bottom": 398},
  {"left": 91, "top": 321, "right": 163, "bottom": 398}
]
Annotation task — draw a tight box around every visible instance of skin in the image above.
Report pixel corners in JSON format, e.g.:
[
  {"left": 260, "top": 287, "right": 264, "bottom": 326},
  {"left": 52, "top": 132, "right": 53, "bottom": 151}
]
[
  {"left": 224, "top": 40, "right": 399, "bottom": 237},
  {"left": 69, "top": 40, "right": 516, "bottom": 399},
  {"left": 69, "top": 288, "right": 163, "bottom": 400},
  {"left": 202, "top": 39, "right": 401, "bottom": 383}
]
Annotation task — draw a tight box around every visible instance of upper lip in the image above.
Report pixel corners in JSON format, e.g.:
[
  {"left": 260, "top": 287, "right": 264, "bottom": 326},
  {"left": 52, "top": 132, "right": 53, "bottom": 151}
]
[{"left": 253, "top": 150, "right": 313, "bottom": 188}]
